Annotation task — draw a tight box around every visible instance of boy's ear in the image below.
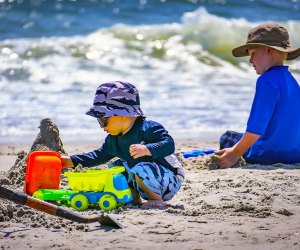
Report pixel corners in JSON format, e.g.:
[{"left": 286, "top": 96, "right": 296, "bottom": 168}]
[
  {"left": 266, "top": 48, "right": 273, "bottom": 55},
  {"left": 267, "top": 47, "right": 279, "bottom": 56}
]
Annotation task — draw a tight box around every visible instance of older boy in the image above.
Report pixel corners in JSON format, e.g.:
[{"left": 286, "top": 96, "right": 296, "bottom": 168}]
[
  {"left": 61, "top": 81, "right": 184, "bottom": 208},
  {"left": 216, "top": 23, "right": 300, "bottom": 168}
]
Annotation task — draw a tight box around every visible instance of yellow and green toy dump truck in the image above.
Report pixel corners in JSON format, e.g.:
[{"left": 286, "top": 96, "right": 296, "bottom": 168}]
[
  {"left": 32, "top": 166, "right": 132, "bottom": 211},
  {"left": 63, "top": 166, "right": 132, "bottom": 211}
]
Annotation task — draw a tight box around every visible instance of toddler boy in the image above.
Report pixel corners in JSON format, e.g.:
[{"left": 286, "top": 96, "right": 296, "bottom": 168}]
[{"left": 62, "top": 81, "right": 184, "bottom": 208}]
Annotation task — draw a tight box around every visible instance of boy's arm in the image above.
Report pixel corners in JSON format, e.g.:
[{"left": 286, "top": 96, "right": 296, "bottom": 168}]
[
  {"left": 62, "top": 137, "right": 114, "bottom": 168},
  {"left": 70, "top": 147, "right": 114, "bottom": 168},
  {"left": 216, "top": 132, "right": 260, "bottom": 168},
  {"left": 132, "top": 121, "right": 175, "bottom": 159},
  {"left": 146, "top": 125, "right": 175, "bottom": 159}
]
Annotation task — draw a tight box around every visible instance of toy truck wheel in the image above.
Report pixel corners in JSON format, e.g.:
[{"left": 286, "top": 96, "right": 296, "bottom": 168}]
[
  {"left": 99, "top": 194, "right": 117, "bottom": 211},
  {"left": 70, "top": 194, "right": 89, "bottom": 211}
]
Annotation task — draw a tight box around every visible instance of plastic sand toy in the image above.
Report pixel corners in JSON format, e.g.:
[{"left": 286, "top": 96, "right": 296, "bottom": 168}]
[
  {"left": 181, "top": 149, "right": 216, "bottom": 158},
  {"left": 63, "top": 166, "right": 132, "bottom": 211},
  {"left": 32, "top": 189, "right": 77, "bottom": 206},
  {"left": 25, "top": 151, "right": 132, "bottom": 211},
  {"left": 24, "top": 151, "right": 62, "bottom": 195}
]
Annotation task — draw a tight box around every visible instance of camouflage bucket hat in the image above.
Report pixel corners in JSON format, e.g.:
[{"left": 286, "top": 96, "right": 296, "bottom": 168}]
[
  {"left": 86, "top": 81, "right": 145, "bottom": 118},
  {"left": 232, "top": 23, "right": 300, "bottom": 60}
]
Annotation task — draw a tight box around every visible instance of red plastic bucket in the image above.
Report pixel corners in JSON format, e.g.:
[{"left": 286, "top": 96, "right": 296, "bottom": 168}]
[{"left": 24, "top": 151, "right": 62, "bottom": 195}]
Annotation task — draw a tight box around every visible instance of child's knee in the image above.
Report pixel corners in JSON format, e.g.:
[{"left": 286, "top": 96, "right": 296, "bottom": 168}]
[
  {"left": 220, "top": 130, "right": 233, "bottom": 141},
  {"left": 220, "top": 130, "right": 231, "bottom": 149},
  {"left": 220, "top": 130, "right": 243, "bottom": 149}
]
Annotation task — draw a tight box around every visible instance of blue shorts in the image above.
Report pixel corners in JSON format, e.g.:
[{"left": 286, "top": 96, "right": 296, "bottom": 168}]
[{"left": 109, "top": 159, "right": 183, "bottom": 201}]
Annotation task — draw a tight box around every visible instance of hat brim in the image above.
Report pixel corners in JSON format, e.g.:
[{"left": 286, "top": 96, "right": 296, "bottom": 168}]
[
  {"left": 86, "top": 105, "right": 145, "bottom": 118},
  {"left": 232, "top": 43, "right": 300, "bottom": 60}
]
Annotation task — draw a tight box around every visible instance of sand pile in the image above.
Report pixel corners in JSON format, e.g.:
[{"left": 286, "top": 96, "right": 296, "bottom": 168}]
[
  {"left": 0, "top": 118, "right": 66, "bottom": 188},
  {"left": 178, "top": 151, "right": 247, "bottom": 171},
  {"left": 0, "top": 118, "right": 92, "bottom": 230}
]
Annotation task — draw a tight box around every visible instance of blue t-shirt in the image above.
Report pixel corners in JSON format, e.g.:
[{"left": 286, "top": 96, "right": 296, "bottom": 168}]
[
  {"left": 70, "top": 118, "right": 183, "bottom": 173},
  {"left": 246, "top": 65, "right": 300, "bottom": 164}
]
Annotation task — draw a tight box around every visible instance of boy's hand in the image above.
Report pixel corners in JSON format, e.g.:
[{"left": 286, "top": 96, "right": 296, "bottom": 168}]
[
  {"left": 129, "top": 144, "right": 152, "bottom": 159},
  {"left": 216, "top": 132, "right": 260, "bottom": 169},
  {"left": 60, "top": 155, "right": 75, "bottom": 168},
  {"left": 215, "top": 147, "right": 240, "bottom": 169}
]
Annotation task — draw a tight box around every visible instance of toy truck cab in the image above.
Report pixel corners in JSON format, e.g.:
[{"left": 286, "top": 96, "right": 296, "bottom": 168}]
[{"left": 64, "top": 166, "right": 132, "bottom": 211}]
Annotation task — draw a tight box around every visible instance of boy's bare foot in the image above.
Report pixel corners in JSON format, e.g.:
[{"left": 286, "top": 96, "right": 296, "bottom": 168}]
[{"left": 140, "top": 200, "right": 167, "bottom": 209}]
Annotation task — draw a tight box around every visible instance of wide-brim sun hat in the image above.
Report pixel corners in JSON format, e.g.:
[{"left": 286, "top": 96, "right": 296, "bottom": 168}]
[
  {"left": 232, "top": 23, "right": 300, "bottom": 60},
  {"left": 86, "top": 81, "right": 145, "bottom": 118}
]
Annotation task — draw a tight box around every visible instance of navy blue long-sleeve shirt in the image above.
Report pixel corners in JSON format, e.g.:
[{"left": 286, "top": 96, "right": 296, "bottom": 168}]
[{"left": 70, "top": 118, "right": 182, "bottom": 174}]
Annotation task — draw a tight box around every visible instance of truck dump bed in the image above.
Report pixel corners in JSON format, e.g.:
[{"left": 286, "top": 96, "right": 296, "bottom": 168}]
[{"left": 64, "top": 167, "right": 125, "bottom": 191}]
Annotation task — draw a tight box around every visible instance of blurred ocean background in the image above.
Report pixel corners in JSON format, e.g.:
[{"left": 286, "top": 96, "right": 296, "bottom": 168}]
[{"left": 1, "top": 0, "right": 300, "bottom": 143}]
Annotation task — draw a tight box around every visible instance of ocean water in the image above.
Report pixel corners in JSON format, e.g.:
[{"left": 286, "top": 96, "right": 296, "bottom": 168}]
[{"left": 1, "top": 0, "right": 300, "bottom": 142}]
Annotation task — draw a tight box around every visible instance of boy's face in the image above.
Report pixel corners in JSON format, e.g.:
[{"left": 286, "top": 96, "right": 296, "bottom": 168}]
[
  {"left": 99, "top": 116, "right": 135, "bottom": 136},
  {"left": 248, "top": 47, "right": 273, "bottom": 75}
]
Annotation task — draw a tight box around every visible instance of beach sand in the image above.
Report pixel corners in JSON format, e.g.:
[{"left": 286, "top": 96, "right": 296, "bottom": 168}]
[{"left": 1, "top": 122, "right": 300, "bottom": 250}]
